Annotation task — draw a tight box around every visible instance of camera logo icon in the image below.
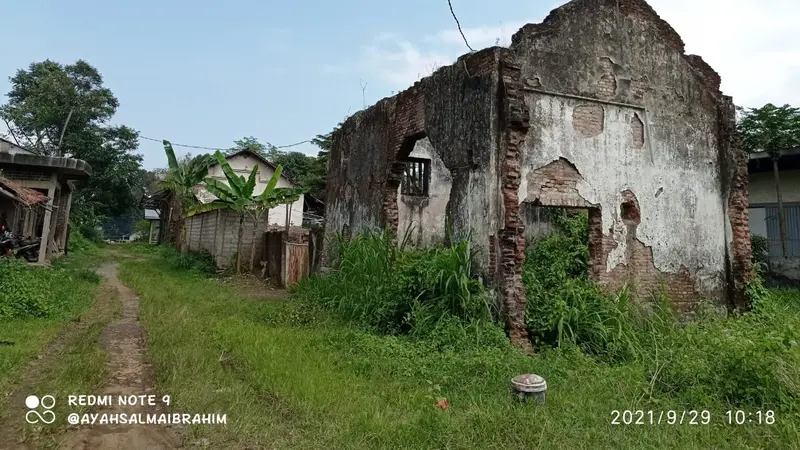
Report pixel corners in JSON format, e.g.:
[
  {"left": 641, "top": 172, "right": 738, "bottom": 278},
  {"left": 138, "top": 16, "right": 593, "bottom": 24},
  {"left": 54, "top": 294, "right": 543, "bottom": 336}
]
[{"left": 25, "top": 395, "right": 56, "bottom": 424}]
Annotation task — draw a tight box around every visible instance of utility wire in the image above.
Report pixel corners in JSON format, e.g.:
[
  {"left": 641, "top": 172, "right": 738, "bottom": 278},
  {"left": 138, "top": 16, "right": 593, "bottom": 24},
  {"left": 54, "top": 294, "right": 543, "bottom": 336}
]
[
  {"left": 139, "top": 135, "right": 313, "bottom": 151},
  {"left": 447, "top": 0, "right": 474, "bottom": 52}
]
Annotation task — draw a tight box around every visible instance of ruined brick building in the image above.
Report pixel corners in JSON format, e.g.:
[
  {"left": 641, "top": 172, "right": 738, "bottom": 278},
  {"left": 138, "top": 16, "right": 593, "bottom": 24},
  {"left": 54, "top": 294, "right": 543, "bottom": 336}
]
[{"left": 324, "top": 0, "right": 753, "bottom": 347}]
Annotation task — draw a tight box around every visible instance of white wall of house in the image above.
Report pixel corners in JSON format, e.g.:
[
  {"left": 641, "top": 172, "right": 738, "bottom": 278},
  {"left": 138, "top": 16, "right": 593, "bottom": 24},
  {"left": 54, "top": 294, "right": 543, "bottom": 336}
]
[
  {"left": 196, "top": 153, "right": 304, "bottom": 227},
  {"left": 748, "top": 170, "right": 800, "bottom": 205}
]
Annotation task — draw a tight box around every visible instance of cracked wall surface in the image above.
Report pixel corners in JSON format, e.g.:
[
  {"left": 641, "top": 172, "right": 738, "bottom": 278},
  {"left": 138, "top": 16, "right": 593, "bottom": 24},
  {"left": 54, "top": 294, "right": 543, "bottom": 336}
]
[
  {"left": 325, "top": 0, "right": 751, "bottom": 348},
  {"left": 510, "top": 0, "right": 750, "bottom": 310},
  {"left": 325, "top": 48, "right": 503, "bottom": 268}
]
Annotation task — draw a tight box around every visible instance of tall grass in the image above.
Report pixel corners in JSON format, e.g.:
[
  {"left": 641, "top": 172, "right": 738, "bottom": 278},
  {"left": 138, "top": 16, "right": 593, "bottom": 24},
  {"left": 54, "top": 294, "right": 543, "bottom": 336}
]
[
  {"left": 128, "top": 243, "right": 217, "bottom": 276},
  {"left": 293, "top": 226, "right": 498, "bottom": 342},
  {"left": 522, "top": 208, "right": 800, "bottom": 413}
]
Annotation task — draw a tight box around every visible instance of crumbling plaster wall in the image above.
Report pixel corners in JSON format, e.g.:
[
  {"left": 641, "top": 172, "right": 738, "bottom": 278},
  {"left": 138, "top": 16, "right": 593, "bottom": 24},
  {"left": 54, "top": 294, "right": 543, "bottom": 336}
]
[
  {"left": 326, "top": 49, "right": 504, "bottom": 269},
  {"left": 396, "top": 137, "right": 453, "bottom": 246},
  {"left": 506, "top": 0, "right": 749, "bottom": 308}
]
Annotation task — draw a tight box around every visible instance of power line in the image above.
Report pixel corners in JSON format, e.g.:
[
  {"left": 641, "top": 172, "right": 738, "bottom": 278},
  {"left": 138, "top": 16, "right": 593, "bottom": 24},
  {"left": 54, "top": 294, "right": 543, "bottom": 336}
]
[
  {"left": 139, "top": 135, "right": 314, "bottom": 152},
  {"left": 447, "top": 0, "right": 474, "bottom": 52}
]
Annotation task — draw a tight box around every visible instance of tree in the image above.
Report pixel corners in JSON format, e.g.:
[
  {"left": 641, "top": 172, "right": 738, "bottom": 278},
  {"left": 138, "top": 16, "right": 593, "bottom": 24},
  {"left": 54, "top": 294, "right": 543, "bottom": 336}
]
[
  {"left": 188, "top": 150, "right": 303, "bottom": 274},
  {"left": 1, "top": 60, "right": 119, "bottom": 157},
  {"left": 160, "top": 141, "right": 212, "bottom": 251},
  {"left": 307, "top": 122, "right": 343, "bottom": 202},
  {"left": 144, "top": 168, "right": 169, "bottom": 195},
  {"left": 229, "top": 136, "right": 269, "bottom": 159},
  {"left": 737, "top": 103, "right": 800, "bottom": 258},
  {"left": 0, "top": 59, "right": 146, "bottom": 231}
]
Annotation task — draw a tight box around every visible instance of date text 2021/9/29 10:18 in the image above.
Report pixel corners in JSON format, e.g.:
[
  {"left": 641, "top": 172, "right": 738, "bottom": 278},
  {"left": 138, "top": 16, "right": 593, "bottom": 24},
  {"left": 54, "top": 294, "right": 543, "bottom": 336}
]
[{"left": 610, "top": 410, "right": 776, "bottom": 425}]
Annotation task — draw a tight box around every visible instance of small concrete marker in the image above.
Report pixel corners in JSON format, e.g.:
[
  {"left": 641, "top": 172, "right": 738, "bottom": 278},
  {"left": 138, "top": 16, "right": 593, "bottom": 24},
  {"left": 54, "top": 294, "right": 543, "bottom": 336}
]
[{"left": 511, "top": 374, "right": 547, "bottom": 404}]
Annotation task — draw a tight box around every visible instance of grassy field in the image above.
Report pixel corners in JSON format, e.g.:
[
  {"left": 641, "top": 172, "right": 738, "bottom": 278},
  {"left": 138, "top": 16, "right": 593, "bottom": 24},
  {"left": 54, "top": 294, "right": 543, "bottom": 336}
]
[
  {"left": 119, "top": 246, "right": 800, "bottom": 449},
  {"left": 0, "top": 245, "right": 106, "bottom": 392}
]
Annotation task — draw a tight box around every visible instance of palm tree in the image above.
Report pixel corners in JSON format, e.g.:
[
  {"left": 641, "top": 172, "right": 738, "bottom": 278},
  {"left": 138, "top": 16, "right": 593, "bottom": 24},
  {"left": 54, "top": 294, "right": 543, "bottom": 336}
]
[
  {"left": 159, "top": 141, "right": 212, "bottom": 251},
  {"left": 188, "top": 150, "right": 304, "bottom": 273}
]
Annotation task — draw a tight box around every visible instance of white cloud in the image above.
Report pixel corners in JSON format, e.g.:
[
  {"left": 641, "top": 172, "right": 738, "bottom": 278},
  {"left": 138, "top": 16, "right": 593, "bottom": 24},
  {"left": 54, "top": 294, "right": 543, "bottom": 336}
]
[
  {"left": 361, "top": 33, "right": 452, "bottom": 88},
  {"left": 361, "top": 1, "right": 800, "bottom": 107}
]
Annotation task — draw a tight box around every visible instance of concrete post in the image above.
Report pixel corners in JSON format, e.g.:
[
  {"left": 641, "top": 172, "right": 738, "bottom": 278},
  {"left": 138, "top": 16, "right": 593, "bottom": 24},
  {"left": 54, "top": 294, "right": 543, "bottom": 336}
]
[
  {"left": 37, "top": 176, "right": 57, "bottom": 264},
  {"left": 47, "top": 188, "right": 61, "bottom": 255},
  {"left": 58, "top": 189, "right": 73, "bottom": 252},
  {"left": 214, "top": 210, "right": 224, "bottom": 268}
]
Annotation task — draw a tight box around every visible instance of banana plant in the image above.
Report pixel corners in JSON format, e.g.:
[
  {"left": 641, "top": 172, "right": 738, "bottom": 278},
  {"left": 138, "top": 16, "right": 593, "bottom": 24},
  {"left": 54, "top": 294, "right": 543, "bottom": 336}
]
[
  {"left": 188, "top": 150, "right": 305, "bottom": 274},
  {"left": 160, "top": 140, "right": 213, "bottom": 251}
]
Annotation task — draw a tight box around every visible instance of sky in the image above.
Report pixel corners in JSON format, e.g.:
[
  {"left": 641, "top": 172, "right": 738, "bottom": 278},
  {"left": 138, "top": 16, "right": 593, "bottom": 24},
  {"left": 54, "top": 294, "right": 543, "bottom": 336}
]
[{"left": 0, "top": 0, "right": 798, "bottom": 170}]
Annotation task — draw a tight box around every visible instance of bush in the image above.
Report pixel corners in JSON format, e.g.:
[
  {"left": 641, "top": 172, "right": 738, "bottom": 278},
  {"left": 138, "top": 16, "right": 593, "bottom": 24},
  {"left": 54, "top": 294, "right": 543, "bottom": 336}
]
[
  {"left": 171, "top": 249, "right": 217, "bottom": 275},
  {"left": 67, "top": 226, "right": 97, "bottom": 255},
  {"left": 293, "top": 227, "right": 498, "bottom": 340},
  {"left": 0, "top": 258, "right": 101, "bottom": 320},
  {"left": 134, "top": 219, "right": 151, "bottom": 241},
  {"left": 521, "top": 209, "right": 800, "bottom": 410},
  {"left": 751, "top": 234, "right": 769, "bottom": 271},
  {"left": 652, "top": 289, "right": 800, "bottom": 408}
]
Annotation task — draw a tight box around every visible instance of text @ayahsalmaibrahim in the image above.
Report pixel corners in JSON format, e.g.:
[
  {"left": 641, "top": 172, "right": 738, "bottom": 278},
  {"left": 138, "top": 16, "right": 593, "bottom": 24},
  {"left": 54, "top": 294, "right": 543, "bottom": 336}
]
[{"left": 24, "top": 394, "right": 226, "bottom": 426}]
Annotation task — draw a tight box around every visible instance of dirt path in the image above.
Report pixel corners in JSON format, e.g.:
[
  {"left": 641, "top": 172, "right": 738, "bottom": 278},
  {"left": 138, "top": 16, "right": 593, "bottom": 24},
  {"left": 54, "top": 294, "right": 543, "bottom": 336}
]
[{"left": 56, "top": 262, "right": 180, "bottom": 449}]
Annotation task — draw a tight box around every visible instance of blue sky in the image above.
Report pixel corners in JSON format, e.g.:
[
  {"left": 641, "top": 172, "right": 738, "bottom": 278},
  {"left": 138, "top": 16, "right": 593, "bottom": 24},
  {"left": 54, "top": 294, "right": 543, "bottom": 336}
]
[{"left": 1, "top": 1, "right": 797, "bottom": 169}]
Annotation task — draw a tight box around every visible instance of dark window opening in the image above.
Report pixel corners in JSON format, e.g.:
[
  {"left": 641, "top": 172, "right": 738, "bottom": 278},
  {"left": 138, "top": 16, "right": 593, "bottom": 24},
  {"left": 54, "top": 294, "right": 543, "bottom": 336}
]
[
  {"left": 400, "top": 157, "right": 430, "bottom": 197},
  {"left": 620, "top": 200, "right": 640, "bottom": 225}
]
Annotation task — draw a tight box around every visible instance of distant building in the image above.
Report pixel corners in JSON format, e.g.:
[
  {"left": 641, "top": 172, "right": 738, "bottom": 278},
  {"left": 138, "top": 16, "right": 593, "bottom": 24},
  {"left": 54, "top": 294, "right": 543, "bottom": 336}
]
[{"left": 747, "top": 148, "right": 800, "bottom": 261}]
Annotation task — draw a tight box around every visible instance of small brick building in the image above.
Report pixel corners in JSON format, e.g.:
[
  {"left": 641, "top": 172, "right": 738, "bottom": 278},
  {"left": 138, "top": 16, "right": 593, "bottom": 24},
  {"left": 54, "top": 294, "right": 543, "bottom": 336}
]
[{"left": 324, "top": 0, "right": 752, "bottom": 347}]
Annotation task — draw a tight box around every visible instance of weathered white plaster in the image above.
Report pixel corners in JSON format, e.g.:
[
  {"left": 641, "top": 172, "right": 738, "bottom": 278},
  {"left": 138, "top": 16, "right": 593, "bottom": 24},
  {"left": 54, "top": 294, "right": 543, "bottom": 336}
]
[
  {"left": 519, "top": 93, "right": 726, "bottom": 287},
  {"left": 397, "top": 138, "right": 452, "bottom": 246}
]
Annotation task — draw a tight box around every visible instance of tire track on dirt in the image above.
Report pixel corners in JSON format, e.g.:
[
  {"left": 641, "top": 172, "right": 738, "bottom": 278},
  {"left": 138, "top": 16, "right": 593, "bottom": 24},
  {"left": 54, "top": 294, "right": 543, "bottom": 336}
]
[{"left": 55, "top": 262, "right": 180, "bottom": 449}]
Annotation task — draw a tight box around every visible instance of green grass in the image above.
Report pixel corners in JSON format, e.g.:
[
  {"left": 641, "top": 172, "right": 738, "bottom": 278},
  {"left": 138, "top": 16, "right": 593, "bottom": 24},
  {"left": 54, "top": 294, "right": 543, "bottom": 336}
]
[
  {"left": 119, "top": 252, "right": 800, "bottom": 449},
  {"left": 13, "top": 283, "right": 121, "bottom": 448},
  {"left": 0, "top": 254, "right": 103, "bottom": 392}
]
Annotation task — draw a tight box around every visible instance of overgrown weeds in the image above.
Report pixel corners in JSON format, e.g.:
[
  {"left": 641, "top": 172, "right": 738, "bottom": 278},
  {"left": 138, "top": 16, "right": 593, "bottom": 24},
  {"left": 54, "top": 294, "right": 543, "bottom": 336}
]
[
  {"left": 522, "top": 208, "right": 800, "bottom": 411},
  {"left": 293, "top": 226, "right": 498, "bottom": 344},
  {"left": 522, "top": 209, "right": 664, "bottom": 363},
  {"left": 0, "top": 258, "right": 101, "bottom": 320},
  {"left": 128, "top": 243, "right": 217, "bottom": 276}
]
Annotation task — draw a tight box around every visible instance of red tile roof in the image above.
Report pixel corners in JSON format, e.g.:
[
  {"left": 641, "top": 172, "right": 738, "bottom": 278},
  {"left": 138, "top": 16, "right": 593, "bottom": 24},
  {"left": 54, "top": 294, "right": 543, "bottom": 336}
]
[{"left": 0, "top": 175, "right": 49, "bottom": 205}]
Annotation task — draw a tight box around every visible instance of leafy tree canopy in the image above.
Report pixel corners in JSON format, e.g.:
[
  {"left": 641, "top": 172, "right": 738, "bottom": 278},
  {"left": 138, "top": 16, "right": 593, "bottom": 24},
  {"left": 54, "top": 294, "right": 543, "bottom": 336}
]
[
  {"left": 737, "top": 103, "right": 800, "bottom": 157},
  {"left": 0, "top": 59, "right": 147, "bottom": 226}
]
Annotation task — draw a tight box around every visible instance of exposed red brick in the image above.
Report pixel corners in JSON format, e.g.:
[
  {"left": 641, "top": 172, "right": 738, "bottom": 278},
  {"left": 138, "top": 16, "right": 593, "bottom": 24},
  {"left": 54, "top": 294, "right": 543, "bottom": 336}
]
[
  {"left": 572, "top": 104, "right": 605, "bottom": 137},
  {"left": 527, "top": 158, "right": 594, "bottom": 208},
  {"left": 631, "top": 113, "right": 645, "bottom": 148},
  {"left": 596, "top": 58, "right": 617, "bottom": 100},
  {"left": 382, "top": 87, "right": 425, "bottom": 237},
  {"left": 498, "top": 58, "right": 533, "bottom": 353},
  {"left": 620, "top": 190, "right": 641, "bottom": 226},
  {"left": 720, "top": 96, "right": 754, "bottom": 309}
]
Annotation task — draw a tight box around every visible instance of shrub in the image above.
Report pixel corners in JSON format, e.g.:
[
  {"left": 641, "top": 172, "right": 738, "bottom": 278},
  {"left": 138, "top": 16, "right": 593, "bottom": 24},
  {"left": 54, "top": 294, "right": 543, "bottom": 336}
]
[
  {"left": 171, "top": 249, "right": 217, "bottom": 275},
  {"left": 522, "top": 209, "right": 664, "bottom": 363},
  {"left": 134, "top": 219, "right": 152, "bottom": 241},
  {"left": 293, "top": 226, "right": 498, "bottom": 340},
  {"left": 751, "top": 234, "right": 769, "bottom": 271},
  {"left": 67, "top": 226, "right": 97, "bottom": 255},
  {"left": 520, "top": 210, "right": 800, "bottom": 410}
]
